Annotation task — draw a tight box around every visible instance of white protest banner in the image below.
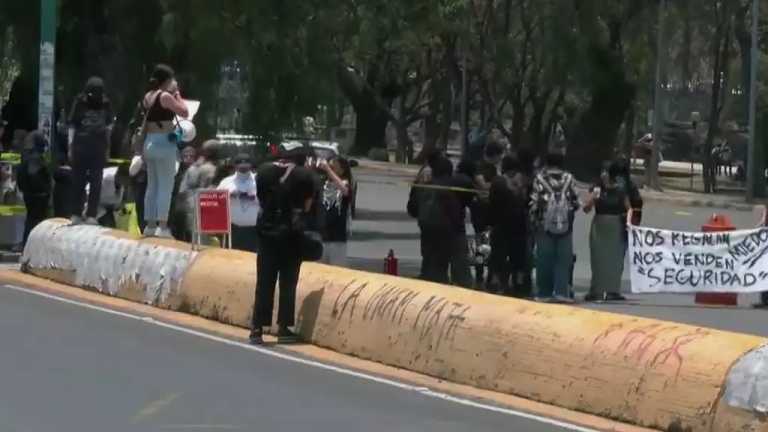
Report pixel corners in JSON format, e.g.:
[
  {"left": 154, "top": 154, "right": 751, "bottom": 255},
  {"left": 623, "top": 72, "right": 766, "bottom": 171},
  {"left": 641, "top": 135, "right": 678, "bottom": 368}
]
[{"left": 628, "top": 225, "right": 768, "bottom": 293}]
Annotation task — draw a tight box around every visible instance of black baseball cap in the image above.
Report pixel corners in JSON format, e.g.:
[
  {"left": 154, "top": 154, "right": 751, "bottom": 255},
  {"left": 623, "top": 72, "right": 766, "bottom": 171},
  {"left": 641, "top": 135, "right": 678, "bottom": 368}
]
[{"left": 233, "top": 153, "right": 252, "bottom": 165}]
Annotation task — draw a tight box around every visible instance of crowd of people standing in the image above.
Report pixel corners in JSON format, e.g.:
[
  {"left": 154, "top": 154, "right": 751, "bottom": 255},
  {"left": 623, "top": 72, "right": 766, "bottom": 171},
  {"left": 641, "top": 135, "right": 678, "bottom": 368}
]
[{"left": 408, "top": 142, "right": 643, "bottom": 303}]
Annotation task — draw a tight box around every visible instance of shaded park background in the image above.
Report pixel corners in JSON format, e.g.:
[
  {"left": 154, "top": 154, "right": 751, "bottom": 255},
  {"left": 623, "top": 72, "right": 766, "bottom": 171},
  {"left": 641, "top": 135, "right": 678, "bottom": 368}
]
[{"left": 2, "top": 0, "right": 768, "bottom": 187}]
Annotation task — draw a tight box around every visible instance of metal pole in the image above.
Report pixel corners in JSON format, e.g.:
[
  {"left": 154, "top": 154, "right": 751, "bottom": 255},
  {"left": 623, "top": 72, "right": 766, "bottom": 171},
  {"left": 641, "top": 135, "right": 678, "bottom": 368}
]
[
  {"left": 460, "top": 41, "right": 468, "bottom": 158},
  {"left": 649, "top": 0, "right": 666, "bottom": 191},
  {"left": 747, "top": 0, "right": 760, "bottom": 201},
  {"left": 37, "top": 0, "right": 57, "bottom": 149}
]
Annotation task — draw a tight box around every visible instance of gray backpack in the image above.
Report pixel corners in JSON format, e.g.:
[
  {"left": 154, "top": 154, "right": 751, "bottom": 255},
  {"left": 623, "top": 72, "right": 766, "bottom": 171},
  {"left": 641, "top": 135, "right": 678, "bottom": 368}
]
[{"left": 539, "top": 173, "right": 573, "bottom": 235}]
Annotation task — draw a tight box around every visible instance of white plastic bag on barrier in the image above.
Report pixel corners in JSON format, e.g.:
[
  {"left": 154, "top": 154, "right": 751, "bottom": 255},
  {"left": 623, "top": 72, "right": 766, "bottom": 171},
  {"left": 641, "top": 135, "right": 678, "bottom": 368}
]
[{"left": 723, "top": 343, "right": 768, "bottom": 413}]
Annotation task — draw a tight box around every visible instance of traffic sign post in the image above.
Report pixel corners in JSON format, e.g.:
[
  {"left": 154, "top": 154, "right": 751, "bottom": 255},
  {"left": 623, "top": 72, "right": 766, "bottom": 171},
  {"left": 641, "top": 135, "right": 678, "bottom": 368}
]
[{"left": 195, "top": 189, "right": 231, "bottom": 250}]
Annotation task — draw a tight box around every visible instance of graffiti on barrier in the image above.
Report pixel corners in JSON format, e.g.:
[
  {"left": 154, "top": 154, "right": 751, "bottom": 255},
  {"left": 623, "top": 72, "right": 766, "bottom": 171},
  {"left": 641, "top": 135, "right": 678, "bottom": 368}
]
[
  {"left": 413, "top": 295, "right": 470, "bottom": 351},
  {"left": 362, "top": 284, "right": 420, "bottom": 324},
  {"left": 331, "top": 280, "right": 367, "bottom": 321},
  {"left": 592, "top": 322, "right": 709, "bottom": 381}
]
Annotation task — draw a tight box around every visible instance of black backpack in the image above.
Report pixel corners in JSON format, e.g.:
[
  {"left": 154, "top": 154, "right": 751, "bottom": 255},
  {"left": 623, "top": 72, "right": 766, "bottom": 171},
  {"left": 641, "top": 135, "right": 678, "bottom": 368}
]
[
  {"left": 258, "top": 164, "right": 302, "bottom": 237},
  {"left": 418, "top": 185, "right": 455, "bottom": 231}
]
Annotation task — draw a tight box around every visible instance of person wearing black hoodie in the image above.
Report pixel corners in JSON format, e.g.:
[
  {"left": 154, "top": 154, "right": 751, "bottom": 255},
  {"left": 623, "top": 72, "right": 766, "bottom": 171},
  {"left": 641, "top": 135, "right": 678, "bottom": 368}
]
[
  {"left": 67, "top": 76, "right": 113, "bottom": 225},
  {"left": 488, "top": 155, "right": 530, "bottom": 296},
  {"left": 412, "top": 156, "right": 474, "bottom": 287},
  {"left": 18, "top": 131, "right": 51, "bottom": 244}
]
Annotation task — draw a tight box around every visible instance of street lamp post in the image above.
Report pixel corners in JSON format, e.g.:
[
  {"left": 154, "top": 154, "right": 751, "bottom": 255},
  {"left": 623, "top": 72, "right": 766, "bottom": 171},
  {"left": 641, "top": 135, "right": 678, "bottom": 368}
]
[
  {"left": 691, "top": 111, "right": 700, "bottom": 191},
  {"left": 747, "top": 0, "right": 761, "bottom": 201},
  {"left": 649, "top": 0, "right": 667, "bottom": 191},
  {"left": 38, "top": 0, "right": 57, "bottom": 149}
]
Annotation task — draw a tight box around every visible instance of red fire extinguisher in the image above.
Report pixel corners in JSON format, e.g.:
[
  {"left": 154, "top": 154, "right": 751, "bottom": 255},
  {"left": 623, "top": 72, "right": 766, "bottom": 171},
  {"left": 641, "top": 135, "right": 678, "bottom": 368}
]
[{"left": 384, "top": 249, "right": 398, "bottom": 276}]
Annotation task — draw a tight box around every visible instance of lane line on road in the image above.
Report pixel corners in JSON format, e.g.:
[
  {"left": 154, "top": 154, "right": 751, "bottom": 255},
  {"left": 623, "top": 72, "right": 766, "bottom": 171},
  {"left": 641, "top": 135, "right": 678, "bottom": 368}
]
[
  {"left": 133, "top": 392, "right": 182, "bottom": 423},
  {"left": 3, "top": 283, "right": 598, "bottom": 432},
  {"left": 158, "top": 425, "right": 241, "bottom": 430}
]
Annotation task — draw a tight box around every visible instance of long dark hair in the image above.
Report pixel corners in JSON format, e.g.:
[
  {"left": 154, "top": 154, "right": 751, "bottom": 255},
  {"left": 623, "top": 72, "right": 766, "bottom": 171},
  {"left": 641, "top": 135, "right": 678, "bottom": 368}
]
[
  {"left": 334, "top": 157, "right": 353, "bottom": 185},
  {"left": 148, "top": 64, "right": 175, "bottom": 90}
]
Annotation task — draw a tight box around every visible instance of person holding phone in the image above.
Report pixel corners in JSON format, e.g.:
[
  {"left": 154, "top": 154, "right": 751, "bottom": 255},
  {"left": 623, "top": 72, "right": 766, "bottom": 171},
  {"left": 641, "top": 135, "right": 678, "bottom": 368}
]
[
  {"left": 583, "top": 161, "right": 630, "bottom": 302},
  {"left": 317, "top": 157, "right": 352, "bottom": 266},
  {"left": 141, "top": 64, "right": 189, "bottom": 238},
  {"left": 217, "top": 153, "right": 259, "bottom": 252},
  {"left": 67, "top": 76, "right": 113, "bottom": 225}
]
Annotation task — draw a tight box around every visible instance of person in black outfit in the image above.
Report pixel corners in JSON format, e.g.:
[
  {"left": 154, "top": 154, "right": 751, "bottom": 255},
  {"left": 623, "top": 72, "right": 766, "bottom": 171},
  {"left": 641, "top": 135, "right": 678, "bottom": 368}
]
[
  {"left": 250, "top": 142, "right": 318, "bottom": 345},
  {"left": 469, "top": 141, "right": 503, "bottom": 288},
  {"left": 68, "top": 77, "right": 113, "bottom": 225},
  {"left": 488, "top": 155, "right": 531, "bottom": 296},
  {"left": 52, "top": 165, "right": 73, "bottom": 218},
  {"left": 18, "top": 132, "right": 51, "bottom": 244},
  {"left": 411, "top": 156, "right": 474, "bottom": 287}
]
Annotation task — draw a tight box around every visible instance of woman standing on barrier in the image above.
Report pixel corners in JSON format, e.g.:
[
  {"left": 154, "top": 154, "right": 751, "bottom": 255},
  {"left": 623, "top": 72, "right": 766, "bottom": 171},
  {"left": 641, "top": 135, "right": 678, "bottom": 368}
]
[
  {"left": 584, "top": 161, "right": 630, "bottom": 302},
  {"left": 140, "top": 64, "right": 188, "bottom": 238},
  {"left": 67, "top": 76, "right": 113, "bottom": 225}
]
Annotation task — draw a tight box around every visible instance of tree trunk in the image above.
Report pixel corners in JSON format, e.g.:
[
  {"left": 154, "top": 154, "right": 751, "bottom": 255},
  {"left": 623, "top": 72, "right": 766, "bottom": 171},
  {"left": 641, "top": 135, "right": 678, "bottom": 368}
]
[
  {"left": 510, "top": 93, "right": 525, "bottom": 149},
  {"left": 568, "top": 50, "right": 635, "bottom": 181},
  {"left": 336, "top": 62, "right": 393, "bottom": 157},
  {"left": 704, "top": 9, "right": 732, "bottom": 193},
  {"left": 353, "top": 101, "right": 389, "bottom": 156},
  {"left": 623, "top": 103, "right": 636, "bottom": 156}
]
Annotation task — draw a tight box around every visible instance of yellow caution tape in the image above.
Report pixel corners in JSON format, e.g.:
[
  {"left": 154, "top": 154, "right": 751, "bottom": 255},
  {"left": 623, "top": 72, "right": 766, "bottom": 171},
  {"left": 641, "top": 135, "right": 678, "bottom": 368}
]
[
  {"left": 0, "top": 205, "right": 26, "bottom": 216},
  {"left": 0, "top": 153, "right": 21, "bottom": 165},
  {"left": 358, "top": 179, "right": 488, "bottom": 196}
]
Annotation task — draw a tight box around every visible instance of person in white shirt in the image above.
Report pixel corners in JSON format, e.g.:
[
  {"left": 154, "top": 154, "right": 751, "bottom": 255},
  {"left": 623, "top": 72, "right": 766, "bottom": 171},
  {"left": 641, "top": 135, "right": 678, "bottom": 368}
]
[
  {"left": 85, "top": 164, "right": 128, "bottom": 228},
  {"left": 217, "top": 153, "right": 259, "bottom": 252}
]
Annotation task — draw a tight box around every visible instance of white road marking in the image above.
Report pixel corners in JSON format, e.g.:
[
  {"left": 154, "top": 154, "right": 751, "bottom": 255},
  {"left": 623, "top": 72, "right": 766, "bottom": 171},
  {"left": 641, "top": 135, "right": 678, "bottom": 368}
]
[{"left": 4, "top": 284, "right": 598, "bottom": 432}]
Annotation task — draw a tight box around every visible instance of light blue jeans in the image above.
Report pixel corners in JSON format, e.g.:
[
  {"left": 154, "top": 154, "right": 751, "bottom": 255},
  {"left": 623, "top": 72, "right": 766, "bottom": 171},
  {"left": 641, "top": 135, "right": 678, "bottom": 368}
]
[
  {"left": 535, "top": 232, "right": 573, "bottom": 298},
  {"left": 144, "top": 133, "right": 177, "bottom": 223}
]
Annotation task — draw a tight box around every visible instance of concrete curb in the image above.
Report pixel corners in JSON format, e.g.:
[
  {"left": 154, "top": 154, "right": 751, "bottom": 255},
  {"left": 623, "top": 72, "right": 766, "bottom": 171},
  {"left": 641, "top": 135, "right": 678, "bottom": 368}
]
[
  {"left": 0, "top": 251, "right": 20, "bottom": 263},
  {"left": 20, "top": 220, "right": 768, "bottom": 432}
]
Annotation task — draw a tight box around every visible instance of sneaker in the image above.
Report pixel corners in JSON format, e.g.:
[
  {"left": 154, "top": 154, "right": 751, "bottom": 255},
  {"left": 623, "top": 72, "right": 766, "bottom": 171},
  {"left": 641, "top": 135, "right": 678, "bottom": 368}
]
[
  {"left": 85, "top": 217, "right": 99, "bottom": 226},
  {"left": 584, "top": 293, "right": 603, "bottom": 303},
  {"left": 70, "top": 216, "right": 83, "bottom": 226},
  {"left": 606, "top": 293, "right": 627, "bottom": 302},
  {"left": 249, "top": 328, "right": 264, "bottom": 345},
  {"left": 143, "top": 227, "right": 158, "bottom": 237},
  {"left": 156, "top": 228, "right": 173, "bottom": 239},
  {"left": 554, "top": 295, "right": 575, "bottom": 304},
  {"left": 276, "top": 326, "right": 299, "bottom": 343}
]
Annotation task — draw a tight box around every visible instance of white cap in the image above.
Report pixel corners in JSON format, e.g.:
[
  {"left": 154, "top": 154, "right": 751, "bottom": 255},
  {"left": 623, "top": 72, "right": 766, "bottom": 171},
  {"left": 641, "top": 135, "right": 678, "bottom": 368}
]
[{"left": 178, "top": 119, "right": 197, "bottom": 143}]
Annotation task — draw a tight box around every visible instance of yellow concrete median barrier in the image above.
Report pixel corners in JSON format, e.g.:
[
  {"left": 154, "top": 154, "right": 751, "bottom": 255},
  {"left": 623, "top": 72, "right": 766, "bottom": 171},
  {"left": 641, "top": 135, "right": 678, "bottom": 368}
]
[{"left": 21, "top": 219, "right": 768, "bottom": 431}]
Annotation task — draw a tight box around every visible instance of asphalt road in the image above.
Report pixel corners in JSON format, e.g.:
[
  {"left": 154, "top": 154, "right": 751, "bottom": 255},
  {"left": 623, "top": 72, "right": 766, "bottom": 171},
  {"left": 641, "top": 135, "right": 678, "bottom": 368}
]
[
  {"left": 0, "top": 284, "right": 581, "bottom": 432},
  {"left": 350, "top": 167, "right": 768, "bottom": 337}
]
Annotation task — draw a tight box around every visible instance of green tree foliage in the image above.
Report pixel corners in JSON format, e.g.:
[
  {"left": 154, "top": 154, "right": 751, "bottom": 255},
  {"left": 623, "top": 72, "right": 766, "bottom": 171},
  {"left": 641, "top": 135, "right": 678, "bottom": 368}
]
[{"left": 0, "top": 0, "right": 765, "bottom": 180}]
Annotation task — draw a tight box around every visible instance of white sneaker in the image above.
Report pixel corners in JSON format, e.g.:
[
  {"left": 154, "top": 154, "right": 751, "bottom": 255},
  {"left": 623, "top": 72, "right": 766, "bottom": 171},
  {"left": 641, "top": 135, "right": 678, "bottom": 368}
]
[
  {"left": 156, "top": 228, "right": 173, "bottom": 239},
  {"left": 70, "top": 216, "right": 83, "bottom": 226},
  {"left": 85, "top": 217, "right": 99, "bottom": 226},
  {"left": 143, "top": 227, "right": 158, "bottom": 237}
]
